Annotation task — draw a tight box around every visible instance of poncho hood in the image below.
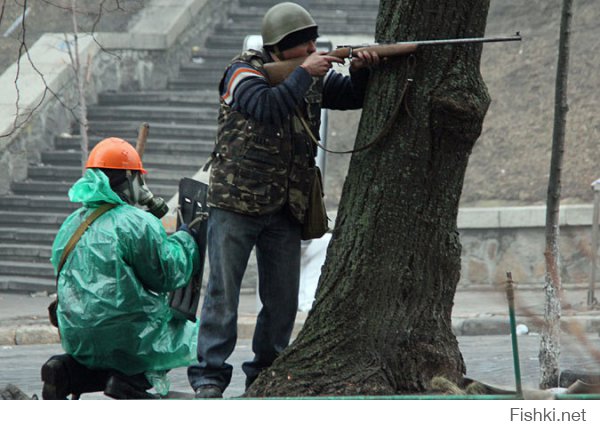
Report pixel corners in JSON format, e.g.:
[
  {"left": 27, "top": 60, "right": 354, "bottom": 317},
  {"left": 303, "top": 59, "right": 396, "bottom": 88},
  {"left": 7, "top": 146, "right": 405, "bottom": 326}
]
[{"left": 68, "top": 169, "right": 125, "bottom": 207}]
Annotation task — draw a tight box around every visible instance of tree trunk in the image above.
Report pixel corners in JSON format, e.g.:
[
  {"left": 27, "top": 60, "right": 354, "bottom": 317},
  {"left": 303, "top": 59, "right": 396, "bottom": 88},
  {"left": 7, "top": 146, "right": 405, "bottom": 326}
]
[
  {"left": 539, "top": 0, "right": 573, "bottom": 389},
  {"left": 248, "top": 0, "right": 491, "bottom": 396}
]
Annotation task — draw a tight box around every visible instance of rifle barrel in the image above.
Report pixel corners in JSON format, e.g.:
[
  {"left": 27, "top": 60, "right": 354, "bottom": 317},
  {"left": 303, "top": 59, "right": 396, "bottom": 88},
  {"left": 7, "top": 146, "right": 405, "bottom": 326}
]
[
  {"left": 410, "top": 33, "right": 522, "bottom": 46},
  {"left": 339, "top": 33, "right": 522, "bottom": 50}
]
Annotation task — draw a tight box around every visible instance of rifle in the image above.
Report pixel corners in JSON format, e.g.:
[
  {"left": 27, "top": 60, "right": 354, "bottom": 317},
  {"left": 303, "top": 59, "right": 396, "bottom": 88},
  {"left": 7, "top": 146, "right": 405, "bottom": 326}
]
[{"left": 263, "top": 32, "right": 522, "bottom": 85}]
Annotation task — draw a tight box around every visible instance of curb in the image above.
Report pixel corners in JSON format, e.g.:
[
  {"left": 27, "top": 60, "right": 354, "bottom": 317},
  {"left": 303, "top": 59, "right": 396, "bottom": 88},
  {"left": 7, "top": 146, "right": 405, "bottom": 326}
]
[
  {"left": 0, "top": 324, "right": 60, "bottom": 346},
  {"left": 1, "top": 315, "right": 598, "bottom": 346},
  {"left": 453, "top": 315, "right": 600, "bottom": 336}
]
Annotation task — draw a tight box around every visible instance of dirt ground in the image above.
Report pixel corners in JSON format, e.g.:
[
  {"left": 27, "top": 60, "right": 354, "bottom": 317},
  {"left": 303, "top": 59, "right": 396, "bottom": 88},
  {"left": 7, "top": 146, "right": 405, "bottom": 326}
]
[
  {"left": 324, "top": 0, "right": 600, "bottom": 209},
  {"left": 1, "top": 0, "right": 598, "bottom": 209}
]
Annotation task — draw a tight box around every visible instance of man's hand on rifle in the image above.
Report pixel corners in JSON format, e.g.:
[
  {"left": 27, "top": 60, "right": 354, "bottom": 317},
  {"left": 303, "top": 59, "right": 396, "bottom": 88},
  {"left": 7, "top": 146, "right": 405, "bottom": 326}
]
[
  {"left": 349, "top": 50, "right": 380, "bottom": 71},
  {"left": 300, "top": 51, "right": 344, "bottom": 77}
]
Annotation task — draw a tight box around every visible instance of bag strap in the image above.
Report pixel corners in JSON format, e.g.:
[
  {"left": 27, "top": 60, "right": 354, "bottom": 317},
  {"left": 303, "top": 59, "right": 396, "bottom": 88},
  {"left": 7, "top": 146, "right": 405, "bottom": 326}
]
[
  {"left": 57, "top": 203, "right": 116, "bottom": 275},
  {"left": 49, "top": 203, "right": 115, "bottom": 329}
]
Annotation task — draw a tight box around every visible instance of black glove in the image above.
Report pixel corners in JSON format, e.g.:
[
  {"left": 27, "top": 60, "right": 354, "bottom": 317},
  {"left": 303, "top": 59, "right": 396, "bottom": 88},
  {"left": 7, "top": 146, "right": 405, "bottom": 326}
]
[
  {"left": 177, "top": 223, "right": 196, "bottom": 236},
  {"left": 177, "top": 223, "right": 203, "bottom": 251}
]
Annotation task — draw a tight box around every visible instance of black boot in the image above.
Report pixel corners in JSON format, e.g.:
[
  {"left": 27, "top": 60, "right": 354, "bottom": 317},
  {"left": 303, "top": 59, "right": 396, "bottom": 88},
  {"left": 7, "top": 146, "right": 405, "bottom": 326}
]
[
  {"left": 41, "top": 354, "right": 108, "bottom": 400},
  {"left": 103, "top": 372, "right": 156, "bottom": 400}
]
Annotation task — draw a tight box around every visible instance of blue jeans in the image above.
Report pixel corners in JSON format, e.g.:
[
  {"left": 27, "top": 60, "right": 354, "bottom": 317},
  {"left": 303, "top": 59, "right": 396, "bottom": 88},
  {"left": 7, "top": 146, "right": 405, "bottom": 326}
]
[{"left": 187, "top": 207, "right": 301, "bottom": 392}]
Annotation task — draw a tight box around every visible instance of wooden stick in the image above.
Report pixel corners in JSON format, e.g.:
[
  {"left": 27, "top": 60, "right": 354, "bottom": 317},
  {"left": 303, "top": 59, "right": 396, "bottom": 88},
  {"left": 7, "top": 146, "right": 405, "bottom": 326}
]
[{"left": 136, "top": 122, "right": 150, "bottom": 158}]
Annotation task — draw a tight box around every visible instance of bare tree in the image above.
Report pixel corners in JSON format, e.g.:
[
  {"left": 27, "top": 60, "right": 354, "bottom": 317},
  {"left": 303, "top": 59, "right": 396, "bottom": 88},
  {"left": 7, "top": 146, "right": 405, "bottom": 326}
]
[
  {"left": 66, "top": 0, "right": 90, "bottom": 171},
  {"left": 0, "top": 0, "right": 58, "bottom": 137},
  {"left": 539, "top": 0, "right": 574, "bottom": 390},
  {"left": 0, "top": 1, "right": 132, "bottom": 147},
  {"left": 1, "top": 1, "right": 6, "bottom": 27},
  {"left": 247, "top": 0, "right": 492, "bottom": 396}
]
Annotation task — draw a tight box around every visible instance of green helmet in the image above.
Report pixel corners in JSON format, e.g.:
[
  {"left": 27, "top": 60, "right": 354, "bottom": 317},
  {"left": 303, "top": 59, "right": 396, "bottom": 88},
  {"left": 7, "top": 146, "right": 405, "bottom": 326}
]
[{"left": 261, "top": 2, "right": 317, "bottom": 48}]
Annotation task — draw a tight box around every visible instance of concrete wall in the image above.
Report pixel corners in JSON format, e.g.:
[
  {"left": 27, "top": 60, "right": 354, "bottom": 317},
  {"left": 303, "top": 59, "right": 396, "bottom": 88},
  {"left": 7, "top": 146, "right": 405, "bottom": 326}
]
[
  {"left": 0, "top": 33, "right": 98, "bottom": 193},
  {"left": 458, "top": 205, "right": 596, "bottom": 287}
]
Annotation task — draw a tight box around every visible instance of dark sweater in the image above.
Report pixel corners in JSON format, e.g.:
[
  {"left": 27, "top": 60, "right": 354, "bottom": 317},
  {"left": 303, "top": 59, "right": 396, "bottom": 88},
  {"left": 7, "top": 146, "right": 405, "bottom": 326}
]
[{"left": 220, "top": 62, "right": 370, "bottom": 125}]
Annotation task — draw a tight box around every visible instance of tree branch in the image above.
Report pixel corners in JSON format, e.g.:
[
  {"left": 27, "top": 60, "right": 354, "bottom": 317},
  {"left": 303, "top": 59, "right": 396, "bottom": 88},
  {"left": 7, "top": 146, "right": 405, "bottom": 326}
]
[
  {"left": 1, "top": 0, "right": 118, "bottom": 139},
  {"left": 0, "top": 1, "right": 6, "bottom": 27}
]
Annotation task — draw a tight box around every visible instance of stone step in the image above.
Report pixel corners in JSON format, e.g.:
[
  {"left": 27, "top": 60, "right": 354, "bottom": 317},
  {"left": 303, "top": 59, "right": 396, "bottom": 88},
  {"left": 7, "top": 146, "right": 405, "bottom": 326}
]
[
  {"left": 0, "top": 195, "right": 78, "bottom": 213},
  {"left": 176, "top": 67, "right": 227, "bottom": 82},
  {"left": 9, "top": 180, "right": 177, "bottom": 200},
  {"left": 205, "top": 34, "right": 249, "bottom": 49},
  {"left": 0, "top": 260, "right": 55, "bottom": 279},
  {"left": 0, "top": 275, "right": 55, "bottom": 293},
  {"left": 0, "top": 243, "right": 52, "bottom": 262},
  {"left": 178, "top": 61, "right": 228, "bottom": 74},
  {"left": 87, "top": 105, "right": 218, "bottom": 124},
  {"left": 167, "top": 75, "right": 223, "bottom": 90},
  {"left": 29, "top": 165, "right": 82, "bottom": 181},
  {"left": 166, "top": 80, "right": 212, "bottom": 91},
  {"left": 30, "top": 164, "right": 191, "bottom": 184},
  {"left": 97, "top": 90, "right": 218, "bottom": 107},
  {"left": 175, "top": 49, "right": 241, "bottom": 64},
  {"left": 27, "top": 165, "right": 201, "bottom": 191},
  {"left": 310, "top": 11, "right": 376, "bottom": 18},
  {"left": 185, "top": 47, "right": 242, "bottom": 61},
  {"left": 10, "top": 180, "right": 73, "bottom": 196},
  {"left": 232, "top": 2, "right": 380, "bottom": 17},
  {"left": 40, "top": 150, "right": 205, "bottom": 170},
  {"left": 87, "top": 121, "right": 217, "bottom": 140},
  {"left": 53, "top": 135, "right": 105, "bottom": 150},
  {"left": 212, "top": 19, "right": 376, "bottom": 37},
  {"left": 54, "top": 135, "right": 214, "bottom": 154},
  {"left": 144, "top": 167, "right": 201, "bottom": 183},
  {"left": 0, "top": 211, "right": 68, "bottom": 229},
  {"left": 178, "top": 62, "right": 228, "bottom": 76},
  {"left": 40, "top": 150, "right": 97, "bottom": 166},
  {"left": 0, "top": 227, "right": 58, "bottom": 245},
  {"left": 225, "top": 9, "right": 350, "bottom": 22}
]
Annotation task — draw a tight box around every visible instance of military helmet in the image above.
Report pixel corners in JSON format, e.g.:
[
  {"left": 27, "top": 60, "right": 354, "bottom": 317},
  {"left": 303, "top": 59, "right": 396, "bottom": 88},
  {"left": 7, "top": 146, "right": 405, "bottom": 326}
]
[{"left": 261, "top": 2, "right": 317, "bottom": 47}]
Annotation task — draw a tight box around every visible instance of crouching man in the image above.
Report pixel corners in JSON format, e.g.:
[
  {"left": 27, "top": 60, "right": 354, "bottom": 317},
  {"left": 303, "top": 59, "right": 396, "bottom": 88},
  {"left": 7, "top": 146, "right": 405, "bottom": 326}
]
[{"left": 41, "top": 137, "right": 200, "bottom": 399}]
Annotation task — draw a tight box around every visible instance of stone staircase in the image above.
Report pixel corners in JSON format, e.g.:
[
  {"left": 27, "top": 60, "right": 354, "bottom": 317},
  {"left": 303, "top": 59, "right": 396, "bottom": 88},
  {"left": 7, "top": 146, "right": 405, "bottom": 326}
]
[
  {"left": 0, "top": 0, "right": 378, "bottom": 293},
  {"left": 0, "top": 91, "right": 218, "bottom": 292}
]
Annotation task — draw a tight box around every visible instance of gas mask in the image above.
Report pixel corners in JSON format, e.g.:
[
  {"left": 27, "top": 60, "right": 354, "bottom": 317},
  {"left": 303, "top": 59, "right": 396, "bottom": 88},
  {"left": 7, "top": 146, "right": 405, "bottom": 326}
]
[{"left": 115, "top": 171, "right": 169, "bottom": 219}]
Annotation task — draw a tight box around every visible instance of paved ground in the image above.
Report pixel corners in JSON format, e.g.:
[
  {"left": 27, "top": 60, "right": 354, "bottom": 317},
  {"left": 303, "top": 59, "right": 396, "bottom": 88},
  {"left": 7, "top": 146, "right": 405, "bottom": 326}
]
[
  {"left": 1, "top": 284, "right": 599, "bottom": 400},
  {"left": 1, "top": 283, "right": 599, "bottom": 345},
  {"left": 2, "top": 334, "right": 600, "bottom": 400}
]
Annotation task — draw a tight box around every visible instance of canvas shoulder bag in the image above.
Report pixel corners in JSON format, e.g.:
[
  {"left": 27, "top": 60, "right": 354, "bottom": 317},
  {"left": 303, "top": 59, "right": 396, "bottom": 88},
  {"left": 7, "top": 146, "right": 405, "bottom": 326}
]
[{"left": 295, "top": 109, "right": 329, "bottom": 240}]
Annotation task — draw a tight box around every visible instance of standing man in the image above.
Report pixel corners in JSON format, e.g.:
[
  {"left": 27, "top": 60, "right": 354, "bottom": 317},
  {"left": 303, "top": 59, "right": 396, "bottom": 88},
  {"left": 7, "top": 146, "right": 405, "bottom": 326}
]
[{"left": 188, "top": 2, "right": 378, "bottom": 398}]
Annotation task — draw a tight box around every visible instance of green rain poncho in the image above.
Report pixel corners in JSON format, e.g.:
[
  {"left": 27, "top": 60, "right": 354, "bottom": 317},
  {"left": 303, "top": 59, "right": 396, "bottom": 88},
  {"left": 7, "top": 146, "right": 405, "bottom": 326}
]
[{"left": 51, "top": 169, "right": 200, "bottom": 386}]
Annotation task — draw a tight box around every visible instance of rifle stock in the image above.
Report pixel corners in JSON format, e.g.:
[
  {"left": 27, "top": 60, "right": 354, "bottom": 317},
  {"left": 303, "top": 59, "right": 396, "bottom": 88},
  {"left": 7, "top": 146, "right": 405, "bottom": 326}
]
[{"left": 263, "top": 33, "right": 521, "bottom": 85}]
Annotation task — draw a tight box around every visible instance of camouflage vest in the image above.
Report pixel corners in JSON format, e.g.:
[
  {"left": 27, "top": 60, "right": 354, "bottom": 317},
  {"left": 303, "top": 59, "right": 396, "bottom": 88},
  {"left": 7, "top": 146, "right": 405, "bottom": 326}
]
[{"left": 207, "top": 49, "right": 323, "bottom": 223}]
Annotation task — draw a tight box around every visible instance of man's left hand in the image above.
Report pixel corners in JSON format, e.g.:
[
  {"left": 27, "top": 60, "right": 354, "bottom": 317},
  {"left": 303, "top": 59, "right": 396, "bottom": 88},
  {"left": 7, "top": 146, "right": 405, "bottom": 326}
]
[{"left": 349, "top": 50, "right": 380, "bottom": 71}]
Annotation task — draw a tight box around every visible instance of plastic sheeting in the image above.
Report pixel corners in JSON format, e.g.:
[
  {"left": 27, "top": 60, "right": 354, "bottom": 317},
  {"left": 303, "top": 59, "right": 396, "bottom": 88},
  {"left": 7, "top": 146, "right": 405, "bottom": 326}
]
[
  {"left": 52, "top": 169, "right": 200, "bottom": 385},
  {"left": 298, "top": 233, "right": 332, "bottom": 311}
]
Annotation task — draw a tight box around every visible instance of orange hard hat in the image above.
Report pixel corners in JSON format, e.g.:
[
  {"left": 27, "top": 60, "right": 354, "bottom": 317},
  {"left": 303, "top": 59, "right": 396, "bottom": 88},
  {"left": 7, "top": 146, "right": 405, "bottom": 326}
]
[{"left": 86, "top": 137, "right": 147, "bottom": 174}]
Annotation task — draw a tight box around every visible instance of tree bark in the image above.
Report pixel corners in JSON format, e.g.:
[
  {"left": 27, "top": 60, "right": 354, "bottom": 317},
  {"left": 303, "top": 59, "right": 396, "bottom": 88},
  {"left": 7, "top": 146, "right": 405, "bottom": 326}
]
[
  {"left": 539, "top": 0, "right": 573, "bottom": 390},
  {"left": 248, "top": 0, "right": 491, "bottom": 396}
]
